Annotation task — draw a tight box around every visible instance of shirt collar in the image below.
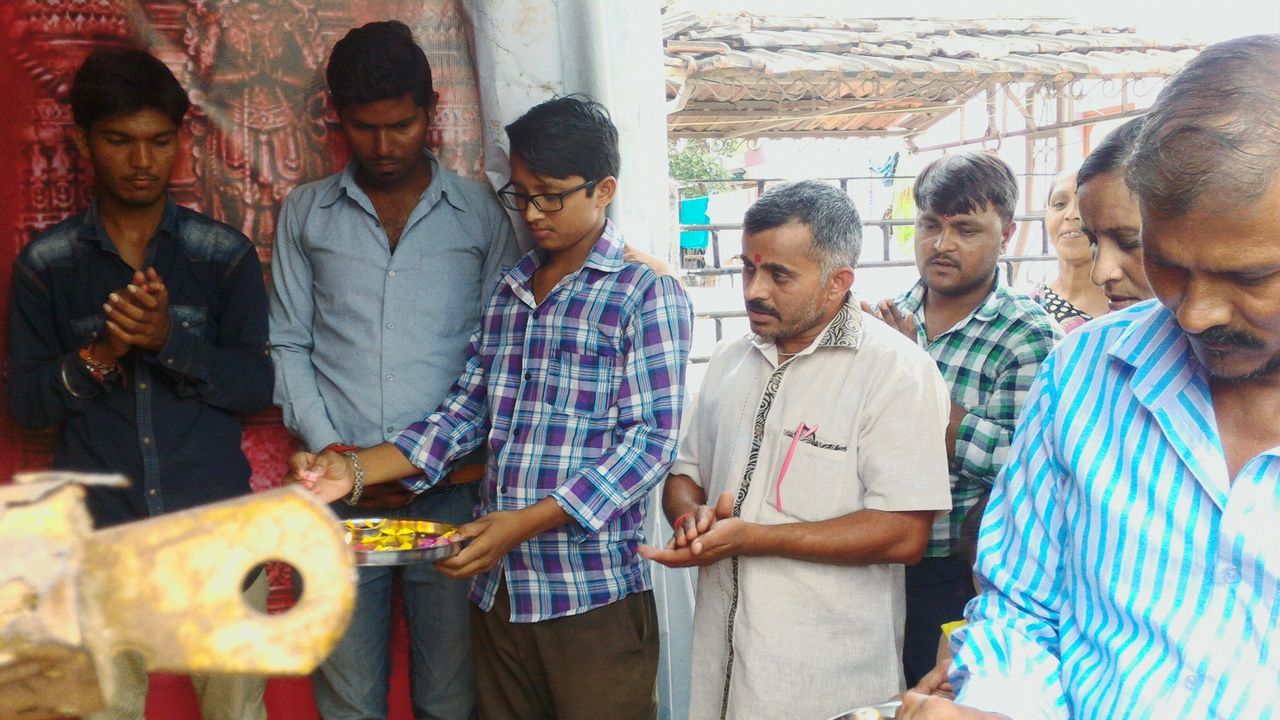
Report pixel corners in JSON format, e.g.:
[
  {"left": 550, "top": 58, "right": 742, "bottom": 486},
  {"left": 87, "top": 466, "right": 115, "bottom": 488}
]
[
  {"left": 77, "top": 196, "right": 179, "bottom": 254},
  {"left": 1107, "top": 299, "right": 1197, "bottom": 409},
  {"left": 900, "top": 265, "right": 1009, "bottom": 326},
  {"left": 506, "top": 218, "right": 625, "bottom": 287},
  {"left": 320, "top": 150, "right": 466, "bottom": 213},
  {"left": 750, "top": 292, "right": 865, "bottom": 359},
  {"left": 1106, "top": 298, "right": 1238, "bottom": 505},
  {"left": 582, "top": 218, "right": 627, "bottom": 273}
]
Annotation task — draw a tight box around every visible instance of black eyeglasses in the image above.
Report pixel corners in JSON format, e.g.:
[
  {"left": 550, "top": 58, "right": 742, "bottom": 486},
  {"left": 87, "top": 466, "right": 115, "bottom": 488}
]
[{"left": 497, "top": 179, "right": 598, "bottom": 213}]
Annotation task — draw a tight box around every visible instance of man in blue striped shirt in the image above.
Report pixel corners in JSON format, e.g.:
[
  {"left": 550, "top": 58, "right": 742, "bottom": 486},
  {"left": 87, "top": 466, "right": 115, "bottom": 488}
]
[{"left": 901, "top": 34, "right": 1280, "bottom": 720}]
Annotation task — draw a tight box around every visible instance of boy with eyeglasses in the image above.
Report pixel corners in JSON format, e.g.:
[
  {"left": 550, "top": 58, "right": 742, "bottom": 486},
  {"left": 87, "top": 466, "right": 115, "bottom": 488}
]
[{"left": 288, "top": 95, "right": 693, "bottom": 720}]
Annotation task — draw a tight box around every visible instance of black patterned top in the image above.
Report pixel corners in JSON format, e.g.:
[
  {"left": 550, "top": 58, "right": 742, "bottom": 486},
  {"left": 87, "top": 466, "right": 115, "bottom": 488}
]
[{"left": 1031, "top": 283, "right": 1091, "bottom": 332}]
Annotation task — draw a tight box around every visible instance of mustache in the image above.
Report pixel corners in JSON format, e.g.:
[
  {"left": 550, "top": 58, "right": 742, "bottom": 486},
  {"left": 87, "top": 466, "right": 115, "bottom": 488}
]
[
  {"left": 745, "top": 299, "right": 779, "bottom": 318},
  {"left": 1193, "top": 326, "right": 1264, "bottom": 349}
]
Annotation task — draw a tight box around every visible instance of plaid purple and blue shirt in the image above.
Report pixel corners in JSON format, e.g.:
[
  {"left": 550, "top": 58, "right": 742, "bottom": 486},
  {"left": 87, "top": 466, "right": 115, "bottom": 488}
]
[{"left": 394, "top": 220, "right": 693, "bottom": 622}]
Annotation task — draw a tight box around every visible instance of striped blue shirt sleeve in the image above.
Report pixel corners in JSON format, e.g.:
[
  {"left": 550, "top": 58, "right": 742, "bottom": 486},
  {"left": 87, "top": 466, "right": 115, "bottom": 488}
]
[
  {"left": 951, "top": 350, "right": 1071, "bottom": 720},
  {"left": 552, "top": 275, "right": 693, "bottom": 538}
]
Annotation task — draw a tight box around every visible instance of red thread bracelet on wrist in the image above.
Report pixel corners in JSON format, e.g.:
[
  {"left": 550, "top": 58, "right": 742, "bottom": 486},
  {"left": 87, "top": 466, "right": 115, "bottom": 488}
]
[
  {"left": 671, "top": 511, "right": 694, "bottom": 530},
  {"left": 78, "top": 346, "right": 119, "bottom": 384}
]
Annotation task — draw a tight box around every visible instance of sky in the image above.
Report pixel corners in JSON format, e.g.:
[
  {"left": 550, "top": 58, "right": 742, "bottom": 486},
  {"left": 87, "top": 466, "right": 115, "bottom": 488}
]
[{"left": 673, "top": 0, "right": 1280, "bottom": 43}]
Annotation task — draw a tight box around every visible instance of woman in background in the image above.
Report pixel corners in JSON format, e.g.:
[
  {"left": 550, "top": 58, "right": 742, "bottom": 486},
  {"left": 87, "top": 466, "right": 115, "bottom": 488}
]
[
  {"left": 1079, "top": 116, "right": 1155, "bottom": 312},
  {"left": 1032, "top": 169, "right": 1109, "bottom": 331}
]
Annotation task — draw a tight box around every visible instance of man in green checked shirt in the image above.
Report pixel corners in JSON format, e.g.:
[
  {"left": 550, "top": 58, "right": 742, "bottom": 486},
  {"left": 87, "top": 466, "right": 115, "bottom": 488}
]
[{"left": 863, "top": 151, "right": 1061, "bottom": 686}]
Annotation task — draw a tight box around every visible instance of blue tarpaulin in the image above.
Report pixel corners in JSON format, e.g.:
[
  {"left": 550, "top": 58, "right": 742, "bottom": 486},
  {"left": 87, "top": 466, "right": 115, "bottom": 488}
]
[{"left": 679, "top": 196, "right": 710, "bottom": 249}]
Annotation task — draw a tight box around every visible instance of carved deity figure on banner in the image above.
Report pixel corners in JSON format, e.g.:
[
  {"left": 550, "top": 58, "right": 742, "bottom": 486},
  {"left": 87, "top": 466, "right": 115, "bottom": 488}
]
[{"left": 181, "top": 0, "right": 333, "bottom": 261}]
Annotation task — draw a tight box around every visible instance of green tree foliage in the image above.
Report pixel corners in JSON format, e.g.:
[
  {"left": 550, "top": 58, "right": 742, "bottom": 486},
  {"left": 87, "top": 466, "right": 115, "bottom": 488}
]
[{"left": 668, "top": 138, "right": 745, "bottom": 199}]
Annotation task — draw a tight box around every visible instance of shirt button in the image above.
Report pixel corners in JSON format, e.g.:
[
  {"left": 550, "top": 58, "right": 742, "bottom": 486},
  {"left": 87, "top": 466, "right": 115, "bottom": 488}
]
[
  {"left": 148, "top": 489, "right": 157, "bottom": 496},
  {"left": 137, "top": 383, "right": 147, "bottom": 390},
  {"left": 166, "top": 358, "right": 175, "bottom": 365},
  {"left": 500, "top": 487, "right": 508, "bottom": 494},
  {"left": 1221, "top": 566, "right": 1242, "bottom": 584},
  {"left": 387, "top": 270, "right": 396, "bottom": 278},
  {"left": 142, "top": 437, "right": 153, "bottom": 445},
  {"left": 385, "top": 374, "right": 394, "bottom": 381},
  {"left": 181, "top": 321, "right": 190, "bottom": 328},
  {"left": 1184, "top": 673, "right": 1204, "bottom": 690},
  {"left": 386, "top": 426, "right": 395, "bottom": 433},
  {"left": 386, "top": 322, "right": 394, "bottom": 330},
  {"left": 524, "top": 372, "right": 532, "bottom": 381}
]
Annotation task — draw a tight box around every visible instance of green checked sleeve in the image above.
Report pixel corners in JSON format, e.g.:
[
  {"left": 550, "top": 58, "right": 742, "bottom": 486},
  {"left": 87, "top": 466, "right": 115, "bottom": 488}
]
[{"left": 953, "top": 325, "right": 1058, "bottom": 487}]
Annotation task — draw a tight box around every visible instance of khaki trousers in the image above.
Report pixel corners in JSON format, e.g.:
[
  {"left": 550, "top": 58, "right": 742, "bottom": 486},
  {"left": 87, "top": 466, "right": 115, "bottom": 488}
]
[
  {"left": 87, "top": 568, "right": 270, "bottom": 720},
  {"left": 470, "top": 578, "right": 658, "bottom": 720}
]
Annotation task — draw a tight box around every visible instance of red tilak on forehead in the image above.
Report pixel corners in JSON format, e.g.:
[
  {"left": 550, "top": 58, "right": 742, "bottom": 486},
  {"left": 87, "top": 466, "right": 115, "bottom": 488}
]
[{"left": 754, "top": 254, "right": 762, "bottom": 263}]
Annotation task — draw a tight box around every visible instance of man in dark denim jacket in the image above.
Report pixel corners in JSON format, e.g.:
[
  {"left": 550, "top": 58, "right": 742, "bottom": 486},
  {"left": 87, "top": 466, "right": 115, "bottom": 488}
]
[{"left": 5, "top": 48, "right": 271, "bottom": 720}]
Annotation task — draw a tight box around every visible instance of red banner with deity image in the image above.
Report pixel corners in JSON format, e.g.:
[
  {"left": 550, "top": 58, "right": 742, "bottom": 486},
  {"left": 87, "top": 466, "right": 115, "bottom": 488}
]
[{"left": 0, "top": 0, "right": 488, "bottom": 613}]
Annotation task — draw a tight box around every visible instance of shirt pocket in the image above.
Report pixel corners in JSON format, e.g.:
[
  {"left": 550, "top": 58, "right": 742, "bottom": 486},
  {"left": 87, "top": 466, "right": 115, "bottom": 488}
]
[
  {"left": 767, "top": 431, "right": 849, "bottom": 523},
  {"left": 169, "top": 304, "right": 209, "bottom": 339},
  {"left": 546, "top": 341, "right": 619, "bottom": 417}
]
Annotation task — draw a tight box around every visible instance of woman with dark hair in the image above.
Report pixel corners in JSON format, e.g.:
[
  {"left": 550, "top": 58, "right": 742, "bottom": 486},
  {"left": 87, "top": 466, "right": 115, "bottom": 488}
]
[
  {"left": 1079, "top": 116, "right": 1155, "bottom": 312},
  {"left": 1031, "top": 170, "right": 1109, "bottom": 331}
]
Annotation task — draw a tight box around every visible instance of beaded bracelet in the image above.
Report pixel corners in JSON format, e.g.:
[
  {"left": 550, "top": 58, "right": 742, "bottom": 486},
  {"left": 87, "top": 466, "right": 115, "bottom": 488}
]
[{"left": 78, "top": 346, "right": 119, "bottom": 384}]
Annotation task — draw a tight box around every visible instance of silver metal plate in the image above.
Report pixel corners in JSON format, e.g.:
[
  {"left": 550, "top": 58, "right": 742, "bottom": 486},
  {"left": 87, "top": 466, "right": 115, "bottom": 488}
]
[{"left": 342, "top": 518, "right": 465, "bottom": 566}]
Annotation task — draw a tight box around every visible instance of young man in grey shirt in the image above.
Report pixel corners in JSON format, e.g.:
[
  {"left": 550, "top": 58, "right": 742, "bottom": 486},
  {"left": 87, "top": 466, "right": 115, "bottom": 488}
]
[{"left": 269, "top": 20, "right": 517, "bottom": 720}]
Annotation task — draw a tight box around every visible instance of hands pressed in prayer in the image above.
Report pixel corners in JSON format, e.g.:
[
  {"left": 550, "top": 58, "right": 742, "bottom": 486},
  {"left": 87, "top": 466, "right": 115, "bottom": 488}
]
[
  {"left": 639, "top": 492, "right": 755, "bottom": 567},
  {"left": 104, "top": 268, "right": 172, "bottom": 352}
]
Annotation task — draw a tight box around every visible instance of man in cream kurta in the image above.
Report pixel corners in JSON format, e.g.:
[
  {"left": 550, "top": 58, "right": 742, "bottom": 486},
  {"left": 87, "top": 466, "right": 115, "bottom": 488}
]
[{"left": 643, "top": 181, "right": 952, "bottom": 720}]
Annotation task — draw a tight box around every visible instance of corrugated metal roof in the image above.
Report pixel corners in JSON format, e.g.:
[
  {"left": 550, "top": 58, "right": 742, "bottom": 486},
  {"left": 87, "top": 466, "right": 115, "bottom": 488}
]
[{"left": 665, "top": 12, "right": 1201, "bottom": 138}]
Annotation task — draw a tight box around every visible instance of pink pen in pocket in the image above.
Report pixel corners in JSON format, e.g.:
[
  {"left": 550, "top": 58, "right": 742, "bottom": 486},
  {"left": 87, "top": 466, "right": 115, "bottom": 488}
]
[{"left": 776, "top": 422, "right": 818, "bottom": 512}]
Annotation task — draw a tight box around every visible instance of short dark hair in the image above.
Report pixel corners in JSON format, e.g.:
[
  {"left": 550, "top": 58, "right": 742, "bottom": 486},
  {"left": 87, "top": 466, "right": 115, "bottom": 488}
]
[
  {"left": 1077, "top": 116, "right": 1146, "bottom": 189},
  {"left": 743, "top": 180, "right": 862, "bottom": 277},
  {"left": 326, "top": 21, "right": 435, "bottom": 112},
  {"left": 1128, "top": 34, "right": 1280, "bottom": 219},
  {"left": 505, "top": 95, "right": 620, "bottom": 181},
  {"left": 913, "top": 152, "right": 1019, "bottom": 223},
  {"left": 69, "top": 48, "right": 190, "bottom": 131}
]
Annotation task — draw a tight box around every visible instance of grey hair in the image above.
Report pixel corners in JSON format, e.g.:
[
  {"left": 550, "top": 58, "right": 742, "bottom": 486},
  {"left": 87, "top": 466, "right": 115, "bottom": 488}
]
[
  {"left": 1127, "top": 34, "right": 1280, "bottom": 218},
  {"left": 742, "top": 180, "right": 862, "bottom": 278}
]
